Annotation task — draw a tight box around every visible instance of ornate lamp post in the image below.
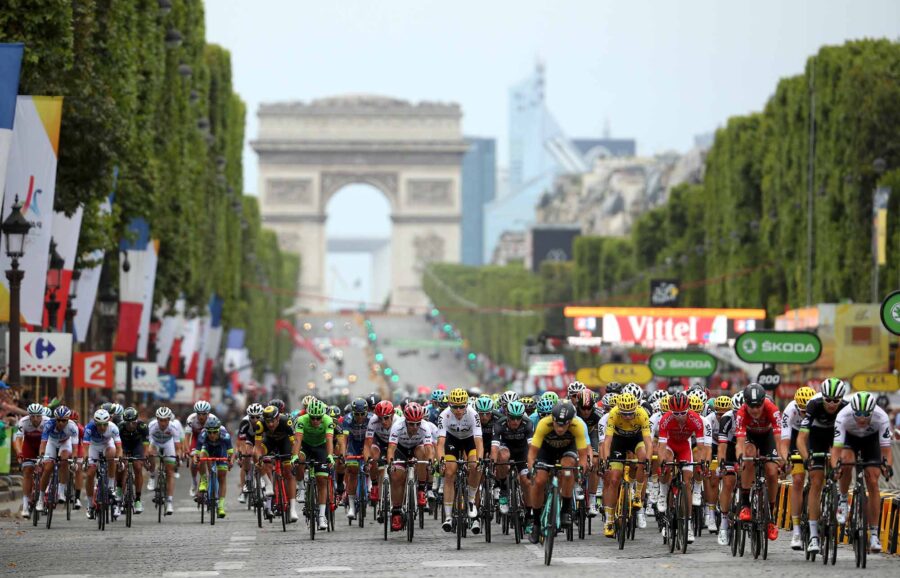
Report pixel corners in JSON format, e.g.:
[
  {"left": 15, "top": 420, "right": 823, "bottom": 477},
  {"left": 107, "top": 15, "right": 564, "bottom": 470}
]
[{"left": 2, "top": 197, "right": 33, "bottom": 388}]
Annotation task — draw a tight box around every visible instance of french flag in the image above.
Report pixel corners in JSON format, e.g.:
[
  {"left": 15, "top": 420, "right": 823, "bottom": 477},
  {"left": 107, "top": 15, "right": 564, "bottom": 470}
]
[
  {"left": 113, "top": 218, "right": 156, "bottom": 354},
  {"left": 198, "top": 295, "right": 223, "bottom": 387},
  {"left": 0, "top": 44, "right": 23, "bottom": 197}
]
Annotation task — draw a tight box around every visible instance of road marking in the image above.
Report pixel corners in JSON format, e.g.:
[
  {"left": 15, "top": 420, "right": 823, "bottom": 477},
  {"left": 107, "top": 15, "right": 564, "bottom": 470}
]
[
  {"left": 555, "top": 557, "right": 612, "bottom": 564},
  {"left": 295, "top": 568, "right": 352, "bottom": 574},
  {"left": 229, "top": 535, "right": 256, "bottom": 541},
  {"left": 522, "top": 543, "right": 543, "bottom": 559},
  {"left": 214, "top": 561, "right": 246, "bottom": 571},
  {"left": 38, "top": 575, "right": 93, "bottom": 578},
  {"left": 175, "top": 507, "right": 197, "bottom": 512},
  {"left": 421, "top": 561, "right": 485, "bottom": 568},
  {"left": 222, "top": 547, "right": 251, "bottom": 553},
  {"left": 164, "top": 573, "right": 219, "bottom": 577}
]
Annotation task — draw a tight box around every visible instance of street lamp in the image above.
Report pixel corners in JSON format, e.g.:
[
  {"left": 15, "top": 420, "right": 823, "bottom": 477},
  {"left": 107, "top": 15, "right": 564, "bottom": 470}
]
[
  {"left": 2, "top": 197, "right": 33, "bottom": 388},
  {"left": 98, "top": 280, "right": 118, "bottom": 350},
  {"left": 45, "top": 238, "right": 64, "bottom": 331}
]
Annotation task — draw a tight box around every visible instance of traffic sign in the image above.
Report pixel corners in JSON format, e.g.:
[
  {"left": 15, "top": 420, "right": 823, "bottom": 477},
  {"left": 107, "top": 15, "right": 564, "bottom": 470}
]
[
  {"left": 756, "top": 366, "right": 782, "bottom": 392},
  {"left": 734, "top": 331, "right": 822, "bottom": 364},
  {"left": 73, "top": 352, "right": 114, "bottom": 389},
  {"left": 649, "top": 350, "right": 717, "bottom": 378},
  {"left": 880, "top": 290, "right": 900, "bottom": 335},
  {"left": 850, "top": 372, "right": 899, "bottom": 393},
  {"left": 597, "top": 363, "right": 653, "bottom": 385}
]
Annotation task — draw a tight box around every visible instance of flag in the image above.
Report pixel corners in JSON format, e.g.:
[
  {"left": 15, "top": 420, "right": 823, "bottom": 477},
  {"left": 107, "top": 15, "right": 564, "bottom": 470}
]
[
  {"left": 198, "top": 295, "right": 223, "bottom": 386},
  {"left": 180, "top": 317, "right": 201, "bottom": 380},
  {"left": 73, "top": 192, "right": 113, "bottom": 342},
  {"left": 0, "top": 44, "right": 23, "bottom": 197},
  {"left": 155, "top": 298, "right": 185, "bottom": 369},
  {"left": 112, "top": 218, "right": 158, "bottom": 354},
  {"left": 0, "top": 96, "right": 64, "bottom": 324},
  {"left": 135, "top": 238, "right": 158, "bottom": 358},
  {"left": 44, "top": 207, "right": 83, "bottom": 331}
]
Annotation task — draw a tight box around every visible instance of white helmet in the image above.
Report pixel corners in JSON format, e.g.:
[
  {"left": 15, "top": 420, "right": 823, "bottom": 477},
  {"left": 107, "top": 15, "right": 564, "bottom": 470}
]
[
  {"left": 246, "top": 403, "right": 264, "bottom": 417},
  {"left": 623, "top": 382, "right": 643, "bottom": 401},
  {"left": 27, "top": 403, "right": 44, "bottom": 415},
  {"left": 499, "top": 391, "right": 519, "bottom": 406},
  {"left": 94, "top": 409, "right": 111, "bottom": 424},
  {"left": 193, "top": 400, "right": 212, "bottom": 413},
  {"left": 849, "top": 391, "right": 877, "bottom": 415},
  {"left": 156, "top": 406, "right": 174, "bottom": 420},
  {"left": 41, "top": 406, "right": 52, "bottom": 417},
  {"left": 567, "top": 381, "right": 586, "bottom": 397}
]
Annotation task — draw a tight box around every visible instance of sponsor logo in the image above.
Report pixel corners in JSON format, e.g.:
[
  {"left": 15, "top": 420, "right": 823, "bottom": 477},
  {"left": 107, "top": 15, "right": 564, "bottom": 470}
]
[
  {"left": 740, "top": 339, "right": 757, "bottom": 355},
  {"left": 761, "top": 341, "right": 816, "bottom": 353},
  {"left": 24, "top": 338, "right": 56, "bottom": 359}
]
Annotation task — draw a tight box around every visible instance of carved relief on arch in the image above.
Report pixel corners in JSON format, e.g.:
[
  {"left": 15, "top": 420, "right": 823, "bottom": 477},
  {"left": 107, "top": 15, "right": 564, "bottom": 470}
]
[
  {"left": 320, "top": 171, "right": 399, "bottom": 208},
  {"left": 412, "top": 233, "right": 445, "bottom": 272},
  {"left": 406, "top": 179, "right": 453, "bottom": 206},
  {"left": 266, "top": 178, "right": 313, "bottom": 205}
]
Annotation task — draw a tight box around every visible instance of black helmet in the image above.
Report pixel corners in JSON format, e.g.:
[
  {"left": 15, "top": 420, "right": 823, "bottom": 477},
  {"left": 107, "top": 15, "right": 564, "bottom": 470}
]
[
  {"left": 262, "top": 405, "right": 280, "bottom": 420},
  {"left": 744, "top": 383, "right": 766, "bottom": 407},
  {"left": 605, "top": 382, "right": 623, "bottom": 395},
  {"left": 351, "top": 398, "right": 368, "bottom": 414},
  {"left": 268, "top": 399, "right": 285, "bottom": 413},
  {"left": 367, "top": 392, "right": 381, "bottom": 410},
  {"left": 122, "top": 407, "right": 138, "bottom": 422},
  {"left": 552, "top": 401, "right": 576, "bottom": 424}
]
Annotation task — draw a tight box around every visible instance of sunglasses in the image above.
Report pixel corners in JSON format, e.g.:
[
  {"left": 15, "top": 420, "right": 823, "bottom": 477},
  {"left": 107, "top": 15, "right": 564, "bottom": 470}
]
[
  {"left": 407, "top": 421, "right": 421, "bottom": 427},
  {"left": 824, "top": 397, "right": 842, "bottom": 404},
  {"left": 552, "top": 419, "right": 571, "bottom": 426},
  {"left": 309, "top": 416, "right": 322, "bottom": 421},
  {"left": 57, "top": 418, "right": 69, "bottom": 423},
  {"left": 853, "top": 411, "right": 872, "bottom": 418},
  {"left": 672, "top": 410, "right": 687, "bottom": 416},
  {"left": 618, "top": 411, "right": 635, "bottom": 418},
  {"left": 450, "top": 404, "right": 467, "bottom": 410},
  {"left": 380, "top": 416, "right": 393, "bottom": 421},
  {"left": 264, "top": 417, "right": 278, "bottom": 422}
]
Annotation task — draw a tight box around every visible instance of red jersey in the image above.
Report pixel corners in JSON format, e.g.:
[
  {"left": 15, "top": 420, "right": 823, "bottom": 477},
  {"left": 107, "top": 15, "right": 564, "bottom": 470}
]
[
  {"left": 658, "top": 411, "right": 708, "bottom": 445},
  {"left": 734, "top": 398, "right": 781, "bottom": 438}
]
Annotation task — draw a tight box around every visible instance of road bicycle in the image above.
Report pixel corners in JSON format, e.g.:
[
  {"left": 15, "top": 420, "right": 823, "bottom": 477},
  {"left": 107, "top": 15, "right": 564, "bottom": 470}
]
[
  {"left": 390, "top": 458, "right": 428, "bottom": 542},
  {"left": 536, "top": 464, "right": 581, "bottom": 566},
  {"left": 28, "top": 462, "right": 42, "bottom": 527},
  {"left": 838, "top": 456, "right": 886, "bottom": 569},
  {"left": 121, "top": 456, "right": 142, "bottom": 528},
  {"left": 345, "top": 455, "right": 367, "bottom": 528},
  {"left": 740, "top": 455, "right": 780, "bottom": 560},
  {"left": 449, "top": 458, "right": 472, "bottom": 550},
  {"left": 479, "top": 458, "right": 494, "bottom": 543},
  {"left": 500, "top": 461, "right": 526, "bottom": 544},
  {"left": 260, "top": 454, "right": 291, "bottom": 532},
  {"left": 43, "top": 457, "right": 71, "bottom": 529},
  {"left": 608, "top": 457, "right": 642, "bottom": 550},
  {"left": 91, "top": 456, "right": 119, "bottom": 531},
  {"left": 660, "top": 460, "right": 701, "bottom": 554},
  {"left": 149, "top": 454, "right": 169, "bottom": 523},
  {"left": 196, "top": 456, "right": 230, "bottom": 525}
]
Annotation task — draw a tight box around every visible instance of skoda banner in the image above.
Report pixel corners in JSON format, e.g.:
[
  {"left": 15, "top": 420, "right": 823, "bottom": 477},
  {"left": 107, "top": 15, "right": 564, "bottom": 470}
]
[
  {"left": 734, "top": 331, "right": 822, "bottom": 364},
  {"left": 881, "top": 290, "right": 900, "bottom": 336},
  {"left": 649, "top": 350, "right": 717, "bottom": 378}
]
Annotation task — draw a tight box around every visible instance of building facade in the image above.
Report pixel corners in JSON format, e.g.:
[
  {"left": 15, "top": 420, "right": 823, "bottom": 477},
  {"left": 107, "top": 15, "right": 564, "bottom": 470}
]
[{"left": 460, "top": 137, "right": 496, "bottom": 265}]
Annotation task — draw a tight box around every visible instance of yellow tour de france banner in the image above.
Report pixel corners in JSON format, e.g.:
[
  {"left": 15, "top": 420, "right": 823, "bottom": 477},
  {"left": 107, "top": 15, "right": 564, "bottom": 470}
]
[
  {"left": 850, "top": 372, "right": 899, "bottom": 393},
  {"left": 0, "top": 96, "right": 63, "bottom": 324},
  {"left": 597, "top": 363, "right": 654, "bottom": 385}
]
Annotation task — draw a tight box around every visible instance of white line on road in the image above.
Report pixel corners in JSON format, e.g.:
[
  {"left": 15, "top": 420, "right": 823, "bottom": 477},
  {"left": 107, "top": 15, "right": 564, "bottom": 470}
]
[
  {"left": 555, "top": 557, "right": 612, "bottom": 564},
  {"left": 295, "top": 568, "right": 353, "bottom": 573},
  {"left": 421, "top": 561, "right": 486, "bottom": 568},
  {"left": 163, "top": 573, "right": 219, "bottom": 577},
  {"left": 229, "top": 535, "right": 256, "bottom": 541},
  {"left": 214, "top": 561, "right": 246, "bottom": 571},
  {"left": 222, "top": 547, "right": 251, "bottom": 553},
  {"left": 521, "top": 543, "right": 543, "bottom": 559}
]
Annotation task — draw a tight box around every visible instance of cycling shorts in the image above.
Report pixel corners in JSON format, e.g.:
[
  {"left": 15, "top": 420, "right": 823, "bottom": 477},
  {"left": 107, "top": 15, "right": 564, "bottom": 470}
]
[
  {"left": 443, "top": 434, "right": 477, "bottom": 462},
  {"left": 121, "top": 438, "right": 146, "bottom": 458},
  {"left": 840, "top": 432, "right": 881, "bottom": 465},
  {"left": 609, "top": 434, "right": 645, "bottom": 467},
  {"left": 299, "top": 442, "right": 330, "bottom": 475},
  {"left": 87, "top": 438, "right": 116, "bottom": 462},
  {"left": 535, "top": 442, "right": 578, "bottom": 470},
  {"left": 744, "top": 431, "right": 777, "bottom": 458},
  {"left": 805, "top": 427, "right": 835, "bottom": 470},
  {"left": 42, "top": 438, "right": 73, "bottom": 462},
  {"left": 150, "top": 438, "right": 179, "bottom": 464},
  {"left": 663, "top": 440, "right": 695, "bottom": 472},
  {"left": 260, "top": 435, "right": 293, "bottom": 462}
]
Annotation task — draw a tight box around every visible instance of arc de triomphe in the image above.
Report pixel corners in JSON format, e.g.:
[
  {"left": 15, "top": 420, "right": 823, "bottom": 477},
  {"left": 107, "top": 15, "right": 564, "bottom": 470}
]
[{"left": 252, "top": 95, "right": 467, "bottom": 312}]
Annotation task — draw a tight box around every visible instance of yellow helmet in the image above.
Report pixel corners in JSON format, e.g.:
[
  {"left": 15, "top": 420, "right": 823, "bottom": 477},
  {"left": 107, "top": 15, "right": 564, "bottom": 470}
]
[
  {"left": 714, "top": 395, "right": 732, "bottom": 412},
  {"left": 688, "top": 395, "right": 704, "bottom": 413},
  {"left": 658, "top": 394, "right": 670, "bottom": 412},
  {"left": 617, "top": 392, "right": 638, "bottom": 412},
  {"left": 794, "top": 386, "right": 816, "bottom": 410},
  {"left": 448, "top": 388, "right": 469, "bottom": 406}
]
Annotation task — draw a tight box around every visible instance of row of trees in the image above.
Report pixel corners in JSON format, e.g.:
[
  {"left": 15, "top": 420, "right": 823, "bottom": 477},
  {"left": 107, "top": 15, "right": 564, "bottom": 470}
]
[
  {"left": 1, "top": 0, "right": 298, "bottom": 371},
  {"left": 425, "top": 39, "right": 900, "bottom": 368}
]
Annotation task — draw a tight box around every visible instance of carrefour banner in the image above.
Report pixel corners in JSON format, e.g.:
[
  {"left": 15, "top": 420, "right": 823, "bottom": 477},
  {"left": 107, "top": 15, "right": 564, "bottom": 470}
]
[{"left": 0, "top": 96, "right": 64, "bottom": 324}]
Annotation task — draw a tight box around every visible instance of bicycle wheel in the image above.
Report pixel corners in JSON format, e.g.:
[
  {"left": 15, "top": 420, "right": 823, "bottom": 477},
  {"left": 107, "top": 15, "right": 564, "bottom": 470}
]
[
  {"left": 680, "top": 483, "right": 690, "bottom": 554},
  {"left": 279, "top": 475, "right": 289, "bottom": 533},
  {"left": 511, "top": 479, "right": 522, "bottom": 544},
  {"left": 617, "top": 482, "right": 628, "bottom": 550},
  {"left": 730, "top": 518, "right": 738, "bottom": 556},
  {"left": 382, "top": 477, "right": 390, "bottom": 542},
  {"left": 544, "top": 486, "right": 557, "bottom": 566},
  {"left": 210, "top": 480, "right": 217, "bottom": 527},
  {"left": 66, "top": 473, "right": 73, "bottom": 522},
  {"left": 45, "top": 468, "right": 56, "bottom": 529},
  {"left": 407, "top": 478, "right": 416, "bottom": 542},
  {"left": 455, "top": 481, "right": 465, "bottom": 550},
  {"left": 157, "top": 472, "right": 164, "bottom": 523},
  {"left": 306, "top": 477, "right": 315, "bottom": 539},
  {"left": 853, "top": 486, "right": 867, "bottom": 568},
  {"left": 358, "top": 481, "right": 367, "bottom": 528},
  {"left": 577, "top": 494, "right": 586, "bottom": 540},
  {"left": 482, "top": 479, "right": 492, "bottom": 543}
]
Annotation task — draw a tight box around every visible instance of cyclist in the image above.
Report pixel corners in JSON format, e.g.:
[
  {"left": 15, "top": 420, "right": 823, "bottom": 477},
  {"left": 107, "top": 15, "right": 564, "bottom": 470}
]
[
  {"left": 13, "top": 404, "right": 49, "bottom": 516},
  {"left": 385, "top": 402, "right": 432, "bottom": 531},
  {"left": 37, "top": 406, "right": 79, "bottom": 512},
  {"left": 715, "top": 391, "right": 742, "bottom": 545},
  {"left": 656, "top": 392, "right": 710, "bottom": 543},
  {"left": 364, "top": 399, "right": 396, "bottom": 520},
  {"left": 108, "top": 403, "right": 124, "bottom": 427},
  {"left": 574, "top": 390, "right": 603, "bottom": 517},
  {"left": 491, "top": 400, "right": 533, "bottom": 519},
  {"left": 735, "top": 383, "right": 784, "bottom": 542},
  {"left": 566, "top": 381, "right": 586, "bottom": 406},
  {"left": 342, "top": 397, "right": 371, "bottom": 519},
  {"left": 236, "top": 403, "right": 264, "bottom": 503},
  {"left": 686, "top": 391, "right": 708, "bottom": 511},
  {"left": 475, "top": 395, "right": 499, "bottom": 453},
  {"left": 527, "top": 401, "right": 589, "bottom": 543},
  {"left": 293, "top": 399, "right": 335, "bottom": 530},
  {"left": 830, "top": 391, "right": 894, "bottom": 553},
  {"left": 521, "top": 396, "right": 536, "bottom": 418},
  {"left": 328, "top": 405, "right": 347, "bottom": 497},
  {"left": 193, "top": 416, "right": 234, "bottom": 518},
  {"left": 184, "top": 400, "right": 217, "bottom": 498},
  {"left": 436, "top": 388, "right": 484, "bottom": 534},
  {"left": 253, "top": 404, "right": 299, "bottom": 522},
  {"left": 779, "top": 385, "right": 815, "bottom": 550},
  {"left": 531, "top": 392, "right": 559, "bottom": 429},
  {"left": 702, "top": 395, "right": 731, "bottom": 533},
  {"left": 146, "top": 406, "right": 184, "bottom": 516},
  {"left": 117, "top": 407, "right": 149, "bottom": 514},
  {"left": 82, "top": 409, "right": 123, "bottom": 519},
  {"left": 498, "top": 391, "right": 519, "bottom": 415},
  {"left": 427, "top": 390, "right": 446, "bottom": 425},
  {"left": 797, "top": 377, "right": 848, "bottom": 553},
  {"left": 601, "top": 391, "right": 653, "bottom": 537}
]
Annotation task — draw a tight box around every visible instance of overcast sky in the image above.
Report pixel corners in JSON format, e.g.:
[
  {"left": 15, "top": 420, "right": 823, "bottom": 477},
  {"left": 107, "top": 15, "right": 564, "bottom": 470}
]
[{"left": 205, "top": 0, "right": 899, "bottom": 306}]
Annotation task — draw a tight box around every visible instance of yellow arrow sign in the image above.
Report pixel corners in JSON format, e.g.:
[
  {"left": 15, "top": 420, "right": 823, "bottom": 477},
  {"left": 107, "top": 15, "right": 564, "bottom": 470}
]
[
  {"left": 597, "top": 363, "right": 653, "bottom": 385},
  {"left": 850, "top": 372, "right": 899, "bottom": 393}
]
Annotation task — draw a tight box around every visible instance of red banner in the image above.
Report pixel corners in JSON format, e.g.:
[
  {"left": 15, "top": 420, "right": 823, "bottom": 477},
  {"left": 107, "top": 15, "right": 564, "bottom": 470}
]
[{"left": 72, "top": 352, "right": 114, "bottom": 389}]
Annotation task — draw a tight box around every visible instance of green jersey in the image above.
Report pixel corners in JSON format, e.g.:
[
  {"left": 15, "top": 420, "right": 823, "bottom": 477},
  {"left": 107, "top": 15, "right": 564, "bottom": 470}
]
[{"left": 294, "top": 413, "right": 334, "bottom": 446}]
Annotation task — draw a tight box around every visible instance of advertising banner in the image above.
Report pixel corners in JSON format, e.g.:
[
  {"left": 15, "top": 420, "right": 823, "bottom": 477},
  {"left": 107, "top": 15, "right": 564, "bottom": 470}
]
[
  {"left": 881, "top": 291, "right": 900, "bottom": 336},
  {"left": 649, "top": 350, "right": 717, "bottom": 378},
  {"left": 115, "top": 361, "right": 159, "bottom": 393},
  {"left": 0, "top": 43, "right": 24, "bottom": 193},
  {"left": 73, "top": 193, "right": 112, "bottom": 342},
  {"left": 850, "top": 372, "right": 899, "bottom": 393},
  {"left": 72, "top": 352, "right": 114, "bottom": 389},
  {"left": 734, "top": 331, "right": 822, "bottom": 365},
  {"left": 756, "top": 366, "right": 782, "bottom": 393},
  {"left": 44, "top": 206, "right": 83, "bottom": 330},
  {"left": 575, "top": 368, "right": 601, "bottom": 389},
  {"left": 650, "top": 279, "right": 680, "bottom": 307},
  {"left": 172, "top": 379, "right": 195, "bottom": 404},
  {"left": 6, "top": 331, "right": 72, "bottom": 377},
  {"left": 597, "top": 363, "right": 653, "bottom": 385}
]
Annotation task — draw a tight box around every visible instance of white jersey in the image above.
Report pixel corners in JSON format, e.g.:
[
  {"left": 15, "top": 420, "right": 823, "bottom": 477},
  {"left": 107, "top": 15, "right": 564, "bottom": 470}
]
[
  {"left": 15, "top": 415, "right": 49, "bottom": 442},
  {"left": 365, "top": 414, "right": 393, "bottom": 443},
  {"left": 649, "top": 412, "right": 662, "bottom": 439},
  {"left": 420, "top": 420, "right": 439, "bottom": 442},
  {"left": 185, "top": 412, "right": 219, "bottom": 435},
  {"left": 598, "top": 413, "right": 611, "bottom": 444},
  {"left": 780, "top": 400, "right": 804, "bottom": 440},
  {"left": 83, "top": 421, "right": 121, "bottom": 446},
  {"left": 437, "top": 406, "right": 482, "bottom": 440},
  {"left": 388, "top": 417, "right": 433, "bottom": 448},
  {"left": 148, "top": 419, "right": 185, "bottom": 445},
  {"left": 703, "top": 412, "right": 719, "bottom": 444},
  {"left": 833, "top": 405, "right": 892, "bottom": 448}
]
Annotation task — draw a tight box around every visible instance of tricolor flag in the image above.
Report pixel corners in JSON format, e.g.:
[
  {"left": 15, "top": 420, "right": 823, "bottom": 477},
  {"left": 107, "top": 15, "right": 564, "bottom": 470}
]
[
  {"left": 73, "top": 193, "right": 113, "bottom": 342},
  {"left": 0, "top": 44, "right": 23, "bottom": 193},
  {"left": 155, "top": 297, "right": 185, "bottom": 369},
  {"left": 113, "top": 218, "right": 159, "bottom": 354},
  {"left": 44, "top": 207, "right": 83, "bottom": 331},
  {"left": 197, "top": 295, "right": 223, "bottom": 386}
]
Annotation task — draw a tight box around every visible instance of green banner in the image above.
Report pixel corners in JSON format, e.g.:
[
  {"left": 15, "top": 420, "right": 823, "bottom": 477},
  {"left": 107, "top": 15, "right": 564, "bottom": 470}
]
[
  {"left": 649, "top": 350, "right": 717, "bottom": 378},
  {"left": 734, "top": 331, "right": 822, "bottom": 364},
  {"left": 880, "top": 290, "right": 900, "bottom": 336}
]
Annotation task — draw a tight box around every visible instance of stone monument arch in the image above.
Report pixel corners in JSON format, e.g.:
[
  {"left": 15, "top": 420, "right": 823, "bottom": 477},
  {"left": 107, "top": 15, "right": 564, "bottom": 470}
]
[{"left": 252, "top": 95, "right": 467, "bottom": 311}]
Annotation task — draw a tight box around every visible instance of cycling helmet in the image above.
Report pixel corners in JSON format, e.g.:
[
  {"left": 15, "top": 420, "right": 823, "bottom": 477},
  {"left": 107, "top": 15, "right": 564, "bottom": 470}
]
[
  {"left": 744, "top": 383, "right": 766, "bottom": 407},
  {"left": 343, "top": 404, "right": 352, "bottom": 414},
  {"left": 820, "top": 377, "right": 848, "bottom": 399},
  {"left": 27, "top": 403, "right": 44, "bottom": 415},
  {"left": 123, "top": 407, "right": 139, "bottom": 422},
  {"left": 617, "top": 392, "right": 638, "bottom": 413},
  {"left": 351, "top": 398, "right": 368, "bottom": 414},
  {"left": 404, "top": 402, "right": 425, "bottom": 423},
  {"left": 101, "top": 402, "right": 112, "bottom": 413},
  {"left": 507, "top": 400, "right": 525, "bottom": 418},
  {"left": 601, "top": 393, "right": 618, "bottom": 411},
  {"left": 205, "top": 416, "right": 221, "bottom": 431},
  {"left": 71, "top": 411, "right": 80, "bottom": 422},
  {"left": 849, "top": 391, "right": 876, "bottom": 416},
  {"left": 649, "top": 390, "right": 668, "bottom": 404},
  {"left": 658, "top": 394, "right": 670, "bottom": 413},
  {"left": 374, "top": 400, "right": 395, "bottom": 418},
  {"left": 193, "top": 400, "right": 211, "bottom": 414},
  {"left": 668, "top": 391, "right": 690, "bottom": 413},
  {"left": 541, "top": 391, "right": 560, "bottom": 404},
  {"left": 448, "top": 388, "right": 469, "bottom": 406},
  {"left": 688, "top": 394, "right": 704, "bottom": 413},
  {"left": 262, "top": 405, "right": 280, "bottom": 421},
  {"left": 575, "top": 390, "right": 593, "bottom": 410},
  {"left": 54, "top": 405, "right": 71, "bottom": 420},
  {"left": 521, "top": 396, "right": 536, "bottom": 414},
  {"left": 794, "top": 386, "right": 816, "bottom": 410},
  {"left": 552, "top": 401, "right": 576, "bottom": 424},
  {"left": 499, "top": 391, "right": 519, "bottom": 406},
  {"left": 475, "top": 396, "right": 494, "bottom": 413},
  {"left": 327, "top": 405, "right": 341, "bottom": 418},
  {"left": 307, "top": 399, "right": 326, "bottom": 418},
  {"left": 268, "top": 398, "right": 286, "bottom": 413},
  {"left": 109, "top": 403, "right": 124, "bottom": 417},
  {"left": 651, "top": 400, "right": 661, "bottom": 414},
  {"left": 431, "top": 390, "right": 445, "bottom": 403},
  {"left": 156, "top": 406, "right": 174, "bottom": 420},
  {"left": 731, "top": 391, "right": 744, "bottom": 411},
  {"left": 247, "top": 403, "right": 264, "bottom": 417},
  {"left": 567, "top": 381, "right": 586, "bottom": 398},
  {"left": 622, "top": 382, "right": 643, "bottom": 401},
  {"left": 93, "top": 409, "right": 110, "bottom": 424},
  {"left": 713, "top": 396, "right": 732, "bottom": 412},
  {"left": 687, "top": 387, "right": 707, "bottom": 404},
  {"left": 605, "top": 381, "right": 623, "bottom": 394},
  {"left": 536, "top": 397, "right": 555, "bottom": 415}
]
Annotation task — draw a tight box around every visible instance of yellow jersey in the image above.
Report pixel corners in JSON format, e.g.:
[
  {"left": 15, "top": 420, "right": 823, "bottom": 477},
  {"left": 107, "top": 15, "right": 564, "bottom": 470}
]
[
  {"left": 531, "top": 416, "right": 589, "bottom": 450},
  {"left": 604, "top": 406, "right": 651, "bottom": 438}
]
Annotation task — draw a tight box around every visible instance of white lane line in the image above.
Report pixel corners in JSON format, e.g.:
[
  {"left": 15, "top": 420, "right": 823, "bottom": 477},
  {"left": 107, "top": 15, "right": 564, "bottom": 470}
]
[
  {"left": 214, "top": 561, "right": 246, "bottom": 571},
  {"left": 229, "top": 535, "right": 256, "bottom": 541},
  {"left": 164, "top": 573, "right": 220, "bottom": 577},
  {"left": 38, "top": 575, "right": 93, "bottom": 578},
  {"left": 222, "top": 547, "right": 252, "bottom": 553},
  {"left": 521, "top": 543, "right": 543, "bottom": 559},
  {"left": 421, "top": 561, "right": 486, "bottom": 568},
  {"left": 175, "top": 507, "right": 198, "bottom": 512},
  {"left": 556, "top": 557, "right": 612, "bottom": 564},
  {"left": 295, "top": 568, "right": 353, "bottom": 574}
]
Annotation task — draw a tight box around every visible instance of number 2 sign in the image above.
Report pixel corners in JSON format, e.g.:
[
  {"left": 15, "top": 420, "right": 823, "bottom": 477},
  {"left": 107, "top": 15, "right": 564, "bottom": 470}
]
[{"left": 73, "top": 352, "right": 114, "bottom": 389}]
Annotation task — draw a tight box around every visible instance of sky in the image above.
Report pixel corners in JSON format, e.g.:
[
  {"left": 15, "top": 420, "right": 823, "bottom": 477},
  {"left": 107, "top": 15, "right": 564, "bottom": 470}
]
[{"left": 204, "top": 0, "right": 899, "bottom": 305}]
